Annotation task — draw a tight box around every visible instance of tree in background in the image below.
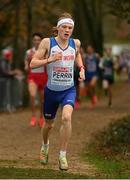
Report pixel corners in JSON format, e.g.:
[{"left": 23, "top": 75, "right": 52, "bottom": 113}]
[
  {"left": 0, "top": 0, "right": 130, "bottom": 68},
  {"left": 107, "top": 0, "right": 130, "bottom": 21},
  {"left": 0, "top": 0, "right": 61, "bottom": 68},
  {"left": 103, "top": 0, "right": 130, "bottom": 43},
  {"left": 73, "top": 0, "right": 104, "bottom": 55}
]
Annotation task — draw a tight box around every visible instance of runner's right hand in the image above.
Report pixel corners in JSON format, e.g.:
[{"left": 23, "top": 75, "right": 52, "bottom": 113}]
[{"left": 48, "top": 52, "right": 62, "bottom": 63}]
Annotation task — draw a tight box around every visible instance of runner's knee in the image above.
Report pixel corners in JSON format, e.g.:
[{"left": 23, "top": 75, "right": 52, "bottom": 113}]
[
  {"left": 62, "top": 113, "right": 71, "bottom": 124},
  {"left": 45, "top": 122, "right": 54, "bottom": 129}
]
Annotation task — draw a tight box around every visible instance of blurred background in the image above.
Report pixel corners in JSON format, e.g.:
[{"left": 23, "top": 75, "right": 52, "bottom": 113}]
[
  {"left": 0, "top": 0, "right": 130, "bottom": 111},
  {"left": 0, "top": 0, "right": 130, "bottom": 64}
]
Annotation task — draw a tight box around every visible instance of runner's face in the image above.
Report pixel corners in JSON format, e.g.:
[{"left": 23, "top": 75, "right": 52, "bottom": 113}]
[
  {"left": 58, "top": 24, "right": 74, "bottom": 40},
  {"left": 87, "top": 46, "right": 94, "bottom": 54},
  {"left": 33, "top": 36, "right": 42, "bottom": 49},
  {"left": 106, "top": 48, "right": 112, "bottom": 56}
]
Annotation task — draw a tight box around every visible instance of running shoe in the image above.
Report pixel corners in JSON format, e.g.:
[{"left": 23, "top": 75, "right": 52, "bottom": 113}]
[
  {"left": 89, "top": 95, "right": 97, "bottom": 110},
  {"left": 30, "top": 116, "right": 36, "bottom": 127},
  {"left": 92, "top": 94, "right": 97, "bottom": 105},
  {"left": 59, "top": 156, "right": 68, "bottom": 171},
  {"left": 74, "top": 100, "right": 80, "bottom": 109},
  {"left": 38, "top": 117, "right": 44, "bottom": 128},
  {"left": 108, "top": 100, "right": 112, "bottom": 107},
  {"left": 89, "top": 103, "right": 95, "bottom": 110},
  {"left": 40, "top": 146, "right": 49, "bottom": 165}
]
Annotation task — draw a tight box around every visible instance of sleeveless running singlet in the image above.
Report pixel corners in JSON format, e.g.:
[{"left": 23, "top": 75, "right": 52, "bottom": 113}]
[
  {"left": 85, "top": 54, "right": 98, "bottom": 75},
  {"left": 26, "top": 47, "right": 45, "bottom": 73},
  {"left": 47, "top": 37, "right": 76, "bottom": 91}
]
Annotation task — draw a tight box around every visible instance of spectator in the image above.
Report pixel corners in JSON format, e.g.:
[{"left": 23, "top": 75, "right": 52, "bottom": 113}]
[{"left": 0, "top": 48, "right": 21, "bottom": 111}]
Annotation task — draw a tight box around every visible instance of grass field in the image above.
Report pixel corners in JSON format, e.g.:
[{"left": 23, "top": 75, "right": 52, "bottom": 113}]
[
  {"left": 0, "top": 167, "right": 89, "bottom": 179},
  {"left": 84, "top": 151, "right": 130, "bottom": 179}
]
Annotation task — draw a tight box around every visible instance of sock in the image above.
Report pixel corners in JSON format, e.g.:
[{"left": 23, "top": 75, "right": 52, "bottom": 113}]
[
  {"left": 59, "top": 151, "right": 66, "bottom": 158},
  {"left": 42, "top": 142, "right": 49, "bottom": 151}
]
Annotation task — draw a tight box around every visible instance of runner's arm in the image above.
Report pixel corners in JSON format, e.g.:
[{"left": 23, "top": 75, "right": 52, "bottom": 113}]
[
  {"left": 24, "top": 50, "right": 31, "bottom": 71},
  {"left": 30, "top": 38, "right": 62, "bottom": 68},
  {"left": 30, "top": 38, "right": 50, "bottom": 68},
  {"left": 74, "top": 39, "right": 85, "bottom": 80}
]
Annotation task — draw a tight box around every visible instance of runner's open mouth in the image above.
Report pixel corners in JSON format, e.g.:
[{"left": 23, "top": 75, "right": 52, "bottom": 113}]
[{"left": 64, "top": 33, "right": 69, "bottom": 37}]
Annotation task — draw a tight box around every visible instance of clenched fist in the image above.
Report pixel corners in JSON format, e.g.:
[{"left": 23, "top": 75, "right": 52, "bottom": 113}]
[{"left": 48, "top": 52, "right": 62, "bottom": 63}]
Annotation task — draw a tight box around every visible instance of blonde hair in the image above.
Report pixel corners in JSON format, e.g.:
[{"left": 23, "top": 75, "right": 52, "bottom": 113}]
[
  {"left": 51, "top": 26, "right": 58, "bottom": 37},
  {"left": 58, "top": 12, "right": 73, "bottom": 21},
  {"left": 51, "top": 12, "right": 74, "bottom": 36}
]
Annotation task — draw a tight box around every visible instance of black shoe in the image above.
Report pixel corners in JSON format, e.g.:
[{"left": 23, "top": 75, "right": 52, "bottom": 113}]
[{"left": 108, "top": 101, "right": 112, "bottom": 107}]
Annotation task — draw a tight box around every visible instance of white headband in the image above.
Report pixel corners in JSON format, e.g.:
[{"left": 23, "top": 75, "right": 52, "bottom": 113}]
[{"left": 57, "top": 18, "right": 74, "bottom": 27}]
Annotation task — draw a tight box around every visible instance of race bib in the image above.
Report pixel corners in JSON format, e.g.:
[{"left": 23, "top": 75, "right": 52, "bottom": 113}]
[{"left": 51, "top": 66, "right": 73, "bottom": 85}]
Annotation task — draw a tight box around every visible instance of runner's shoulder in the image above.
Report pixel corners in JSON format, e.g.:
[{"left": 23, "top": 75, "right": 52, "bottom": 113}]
[
  {"left": 26, "top": 48, "right": 33, "bottom": 54},
  {"left": 73, "top": 39, "right": 81, "bottom": 48},
  {"left": 25, "top": 48, "right": 35, "bottom": 58},
  {"left": 40, "top": 38, "right": 50, "bottom": 50}
]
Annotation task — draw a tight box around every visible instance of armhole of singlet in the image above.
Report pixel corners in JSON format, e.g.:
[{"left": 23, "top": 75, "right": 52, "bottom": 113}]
[
  {"left": 69, "top": 38, "right": 76, "bottom": 59},
  {"left": 48, "top": 37, "right": 57, "bottom": 57},
  {"left": 69, "top": 38, "right": 76, "bottom": 51},
  {"left": 48, "top": 37, "right": 52, "bottom": 58}
]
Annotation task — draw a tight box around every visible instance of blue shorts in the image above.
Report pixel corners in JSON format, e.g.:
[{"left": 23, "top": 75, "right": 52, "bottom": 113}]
[
  {"left": 85, "top": 75, "right": 98, "bottom": 84},
  {"left": 85, "top": 72, "right": 98, "bottom": 83},
  {"left": 43, "top": 86, "right": 76, "bottom": 120}
]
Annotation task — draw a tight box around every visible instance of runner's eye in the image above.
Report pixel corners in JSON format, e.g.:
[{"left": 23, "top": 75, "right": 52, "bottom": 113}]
[
  {"left": 62, "top": 25, "right": 67, "bottom": 28},
  {"left": 68, "top": 27, "right": 72, "bottom": 30}
]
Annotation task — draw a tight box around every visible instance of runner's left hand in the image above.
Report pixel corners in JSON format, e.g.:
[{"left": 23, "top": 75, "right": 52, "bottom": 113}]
[{"left": 78, "top": 68, "right": 85, "bottom": 81}]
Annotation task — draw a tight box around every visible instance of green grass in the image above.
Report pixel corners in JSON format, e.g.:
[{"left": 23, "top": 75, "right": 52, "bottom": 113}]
[
  {"left": 83, "top": 152, "right": 130, "bottom": 179},
  {"left": 0, "top": 167, "right": 89, "bottom": 179},
  {"left": 82, "top": 115, "right": 130, "bottom": 179}
]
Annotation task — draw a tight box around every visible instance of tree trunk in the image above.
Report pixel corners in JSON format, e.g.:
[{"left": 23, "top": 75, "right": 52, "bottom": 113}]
[
  {"left": 12, "top": 0, "right": 21, "bottom": 68},
  {"left": 26, "top": 0, "right": 33, "bottom": 49},
  {"left": 74, "top": 0, "right": 104, "bottom": 55}
]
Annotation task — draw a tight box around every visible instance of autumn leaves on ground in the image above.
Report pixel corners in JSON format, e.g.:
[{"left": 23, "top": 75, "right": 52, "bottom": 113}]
[{"left": 0, "top": 80, "right": 130, "bottom": 178}]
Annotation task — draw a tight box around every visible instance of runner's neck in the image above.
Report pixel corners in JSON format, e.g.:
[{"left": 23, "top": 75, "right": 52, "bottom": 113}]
[{"left": 55, "top": 36, "right": 69, "bottom": 49}]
